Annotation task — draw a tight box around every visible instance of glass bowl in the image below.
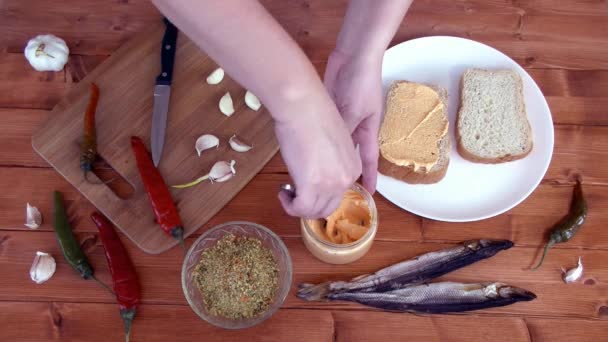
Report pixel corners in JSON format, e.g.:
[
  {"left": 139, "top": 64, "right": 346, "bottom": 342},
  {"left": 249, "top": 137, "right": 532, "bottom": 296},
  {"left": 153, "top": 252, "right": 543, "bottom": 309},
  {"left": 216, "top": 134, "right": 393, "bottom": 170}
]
[{"left": 182, "top": 221, "right": 293, "bottom": 329}]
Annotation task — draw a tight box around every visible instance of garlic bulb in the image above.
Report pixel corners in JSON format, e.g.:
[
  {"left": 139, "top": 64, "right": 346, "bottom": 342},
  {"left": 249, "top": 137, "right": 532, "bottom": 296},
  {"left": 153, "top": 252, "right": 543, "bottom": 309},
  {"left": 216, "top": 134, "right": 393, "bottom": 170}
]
[
  {"left": 195, "top": 134, "right": 219, "bottom": 156},
  {"left": 563, "top": 257, "right": 583, "bottom": 283},
  {"left": 206, "top": 67, "right": 225, "bottom": 85},
  {"left": 244, "top": 90, "right": 262, "bottom": 111},
  {"left": 24, "top": 34, "right": 69, "bottom": 72},
  {"left": 219, "top": 92, "right": 235, "bottom": 116},
  {"left": 25, "top": 203, "right": 42, "bottom": 229},
  {"left": 229, "top": 134, "right": 253, "bottom": 152},
  {"left": 30, "top": 251, "right": 56, "bottom": 284}
]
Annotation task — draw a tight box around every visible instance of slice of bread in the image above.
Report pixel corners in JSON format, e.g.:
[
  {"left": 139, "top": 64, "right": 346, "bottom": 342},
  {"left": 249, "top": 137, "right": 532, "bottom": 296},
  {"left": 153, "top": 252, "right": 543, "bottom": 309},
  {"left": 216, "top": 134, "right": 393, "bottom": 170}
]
[
  {"left": 456, "top": 69, "right": 533, "bottom": 163},
  {"left": 378, "top": 82, "right": 450, "bottom": 184}
]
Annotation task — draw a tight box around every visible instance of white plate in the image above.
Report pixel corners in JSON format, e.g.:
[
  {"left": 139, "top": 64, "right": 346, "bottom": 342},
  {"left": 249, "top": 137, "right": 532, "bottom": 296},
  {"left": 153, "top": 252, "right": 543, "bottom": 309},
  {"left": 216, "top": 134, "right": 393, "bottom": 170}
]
[{"left": 376, "top": 36, "right": 554, "bottom": 222}]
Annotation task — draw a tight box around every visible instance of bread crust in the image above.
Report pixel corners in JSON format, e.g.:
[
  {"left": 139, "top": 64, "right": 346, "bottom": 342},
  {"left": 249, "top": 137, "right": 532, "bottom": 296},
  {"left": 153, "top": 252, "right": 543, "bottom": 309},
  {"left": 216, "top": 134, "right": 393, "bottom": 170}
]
[
  {"left": 379, "top": 134, "right": 450, "bottom": 184},
  {"left": 378, "top": 82, "right": 450, "bottom": 184},
  {"left": 456, "top": 69, "right": 533, "bottom": 164}
]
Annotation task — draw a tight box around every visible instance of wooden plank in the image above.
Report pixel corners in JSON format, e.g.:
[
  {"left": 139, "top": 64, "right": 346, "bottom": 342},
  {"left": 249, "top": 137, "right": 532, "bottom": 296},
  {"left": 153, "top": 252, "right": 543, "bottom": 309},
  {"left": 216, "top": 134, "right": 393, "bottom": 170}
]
[
  {"left": 410, "top": 0, "right": 608, "bottom": 16},
  {"left": 2, "top": 1, "right": 607, "bottom": 69},
  {"left": 528, "top": 69, "right": 608, "bottom": 98},
  {"left": 546, "top": 96, "right": 608, "bottom": 126},
  {"left": 0, "top": 108, "right": 49, "bottom": 167},
  {"left": 2, "top": 231, "right": 607, "bottom": 319},
  {"left": 333, "top": 312, "right": 532, "bottom": 342},
  {"left": 527, "top": 317, "right": 608, "bottom": 342},
  {"left": 0, "top": 169, "right": 422, "bottom": 242},
  {"left": 0, "top": 302, "right": 334, "bottom": 342},
  {"left": 333, "top": 312, "right": 608, "bottom": 342}
]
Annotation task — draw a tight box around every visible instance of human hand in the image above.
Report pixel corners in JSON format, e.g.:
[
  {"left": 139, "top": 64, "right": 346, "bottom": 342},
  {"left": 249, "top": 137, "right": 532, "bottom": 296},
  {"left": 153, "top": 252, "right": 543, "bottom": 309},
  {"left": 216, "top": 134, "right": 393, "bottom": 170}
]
[
  {"left": 324, "top": 50, "right": 384, "bottom": 193},
  {"left": 275, "top": 92, "right": 362, "bottom": 219}
]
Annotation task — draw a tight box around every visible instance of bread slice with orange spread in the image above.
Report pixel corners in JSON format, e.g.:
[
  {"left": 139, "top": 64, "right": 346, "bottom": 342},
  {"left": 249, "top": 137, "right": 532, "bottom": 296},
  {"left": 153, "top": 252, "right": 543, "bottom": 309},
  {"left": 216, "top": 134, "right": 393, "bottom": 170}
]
[{"left": 378, "top": 81, "right": 450, "bottom": 184}]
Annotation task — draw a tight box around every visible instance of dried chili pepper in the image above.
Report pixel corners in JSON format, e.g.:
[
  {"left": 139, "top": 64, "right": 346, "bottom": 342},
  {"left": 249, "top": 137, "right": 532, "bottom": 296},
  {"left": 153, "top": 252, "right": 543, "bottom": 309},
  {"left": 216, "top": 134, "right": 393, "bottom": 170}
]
[
  {"left": 532, "top": 179, "right": 588, "bottom": 270},
  {"left": 130, "top": 136, "right": 186, "bottom": 250},
  {"left": 52, "top": 191, "right": 112, "bottom": 293},
  {"left": 91, "top": 212, "right": 140, "bottom": 342},
  {"left": 80, "top": 83, "right": 101, "bottom": 183}
]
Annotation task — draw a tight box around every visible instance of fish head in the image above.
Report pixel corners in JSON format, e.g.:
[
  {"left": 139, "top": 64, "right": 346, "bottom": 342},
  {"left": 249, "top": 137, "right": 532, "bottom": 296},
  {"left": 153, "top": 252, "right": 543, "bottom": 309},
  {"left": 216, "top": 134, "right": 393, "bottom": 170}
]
[
  {"left": 497, "top": 285, "right": 537, "bottom": 301},
  {"left": 468, "top": 239, "right": 514, "bottom": 257}
]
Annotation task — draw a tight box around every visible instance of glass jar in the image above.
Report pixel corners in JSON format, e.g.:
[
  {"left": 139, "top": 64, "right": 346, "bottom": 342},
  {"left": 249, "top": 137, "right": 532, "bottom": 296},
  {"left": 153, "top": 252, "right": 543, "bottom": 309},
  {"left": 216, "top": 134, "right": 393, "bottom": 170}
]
[{"left": 300, "top": 183, "right": 378, "bottom": 264}]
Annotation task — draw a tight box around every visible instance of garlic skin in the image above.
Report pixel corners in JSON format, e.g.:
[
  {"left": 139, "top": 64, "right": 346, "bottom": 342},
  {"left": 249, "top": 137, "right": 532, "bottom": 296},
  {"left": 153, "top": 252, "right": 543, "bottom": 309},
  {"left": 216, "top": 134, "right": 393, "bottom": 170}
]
[
  {"left": 563, "top": 257, "right": 583, "bottom": 283},
  {"left": 195, "top": 134, "right": 220, "bottom": 156},
  {"left": 25, "top": 203, "right": 42, "bottom": 229},
  {"left": 24, "top": 34, "right": 69, "bottom": 72},
  {"left": 206, "top": 67, "right": 225, "bottom": 85},
  {"left": 229, "top": 134, "right": 253, "bottom": 152},
  {"left": 209, "top": 160, "right": 236, "bottom": 182},
  {"left": 219, "top": 92, "right": 235, "bottom": 116},
  {"left": 30, "top": 251, "right": 56, "bottom": 284},
  {"left": 244, "top": 90, "right": 261, "bottom": 111}
]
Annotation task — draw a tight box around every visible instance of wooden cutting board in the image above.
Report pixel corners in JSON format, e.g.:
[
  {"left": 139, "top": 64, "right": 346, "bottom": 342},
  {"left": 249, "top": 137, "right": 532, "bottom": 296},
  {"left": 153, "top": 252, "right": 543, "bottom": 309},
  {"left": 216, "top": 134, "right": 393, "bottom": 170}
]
[{"left": 32, "top": 24, "right": 279, "bottom": 254}]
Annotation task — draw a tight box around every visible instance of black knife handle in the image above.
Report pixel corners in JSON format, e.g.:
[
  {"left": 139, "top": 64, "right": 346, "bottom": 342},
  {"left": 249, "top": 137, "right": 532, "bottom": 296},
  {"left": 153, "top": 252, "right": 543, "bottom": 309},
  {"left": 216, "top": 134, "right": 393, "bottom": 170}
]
[{"left": 156, "top": 18, "right": 178, "bottom": 85}]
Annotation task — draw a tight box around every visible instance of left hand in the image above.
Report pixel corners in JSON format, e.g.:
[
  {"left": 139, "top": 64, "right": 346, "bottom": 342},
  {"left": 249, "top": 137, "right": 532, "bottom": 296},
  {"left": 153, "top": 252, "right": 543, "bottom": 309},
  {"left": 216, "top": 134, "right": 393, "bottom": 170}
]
[{"left": 324, "top": 50, "right": 384, "bottom": 193}]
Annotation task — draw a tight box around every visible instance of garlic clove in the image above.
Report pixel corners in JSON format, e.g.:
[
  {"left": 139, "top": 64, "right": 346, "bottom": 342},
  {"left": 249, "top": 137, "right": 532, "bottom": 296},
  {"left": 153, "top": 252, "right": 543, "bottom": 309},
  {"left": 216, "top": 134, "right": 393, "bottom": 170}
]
[
  {"left": 25, "top": 203, "right": 42, "bottom": 229},
  {"left": 219, "top": 92, "right": 235, "bottom": 116},
  {"left": 206, "top": 67, "right": 225, "bottom": 85},
  {"left": 172, "top": 160, "right": 236, "bottom": 188},
  {"left": 563, "top": 256, "right": 583, "bottom": 283},
  {"left": 209, "top": 160, "right": 236, "bottom": 182},
  {"left": 195, "top": 134, "right": 220, "bottom": 156},
  {"left": 244, "top": 90, "right": 262, "bottom": 111},
  {"left": 229, "top": 134, "right": 253, "bottom": 152},
  {"left": 30, "top": 251, "right": 56, "bottom": 284}
]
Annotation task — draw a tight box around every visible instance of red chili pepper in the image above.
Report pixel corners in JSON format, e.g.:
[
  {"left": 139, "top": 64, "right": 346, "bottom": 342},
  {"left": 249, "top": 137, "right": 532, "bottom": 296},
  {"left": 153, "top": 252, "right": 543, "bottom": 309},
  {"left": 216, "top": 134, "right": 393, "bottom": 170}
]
[
  {"left": 80, "top": 83, "right": 100, "bottom": 183},
  {"left": 91, "top": 212, "right": 141, "bottom": 342},
  {"left": 130, "top": 136, "right": 185, "bottom": 250}
]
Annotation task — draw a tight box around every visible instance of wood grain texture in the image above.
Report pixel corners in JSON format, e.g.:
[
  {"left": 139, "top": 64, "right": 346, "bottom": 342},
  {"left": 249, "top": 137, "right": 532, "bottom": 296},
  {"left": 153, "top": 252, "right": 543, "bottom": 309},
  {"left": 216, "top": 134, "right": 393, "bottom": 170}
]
[
  {"left": 0, "top": 302, "right": 335, "bottom": 342},
  {"left": 3, "top": 231, "right": 607, "bottom": 319},
  {"left": 2, "top": 0, "right": 608, "bottom": 341},
  {"left": 31, "top": 25, "right": 279, "bottom": 253}
]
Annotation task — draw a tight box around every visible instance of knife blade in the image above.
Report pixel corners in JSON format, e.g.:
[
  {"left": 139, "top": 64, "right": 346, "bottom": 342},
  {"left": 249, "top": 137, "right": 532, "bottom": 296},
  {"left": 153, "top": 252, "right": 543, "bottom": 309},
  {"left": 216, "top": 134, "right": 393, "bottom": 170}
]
[{"left": 151, "top": 18, "right": 178, "bottom": 167}]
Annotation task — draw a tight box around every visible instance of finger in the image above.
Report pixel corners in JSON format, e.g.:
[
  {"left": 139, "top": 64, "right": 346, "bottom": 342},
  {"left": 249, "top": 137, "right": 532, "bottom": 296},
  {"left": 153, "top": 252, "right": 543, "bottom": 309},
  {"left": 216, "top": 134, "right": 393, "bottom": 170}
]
[
  {"left": 353, "top": 121, "right": 381, "bottom": 194},
  {"left": 278, "top": 191, "right": 297, "bottom": 217},
  {"left": 284, "top": 188, "right": 324, "bottom": 219},
  {"left": 319, "top": 194, "right": 344, "bottom": 218}
]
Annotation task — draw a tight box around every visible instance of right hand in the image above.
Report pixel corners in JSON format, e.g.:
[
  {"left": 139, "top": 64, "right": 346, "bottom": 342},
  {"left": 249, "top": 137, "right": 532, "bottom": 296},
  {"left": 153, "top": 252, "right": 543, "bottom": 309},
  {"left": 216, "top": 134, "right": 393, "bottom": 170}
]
[{"left": 274, "top": 93, "right": 361, "bottom": 219}]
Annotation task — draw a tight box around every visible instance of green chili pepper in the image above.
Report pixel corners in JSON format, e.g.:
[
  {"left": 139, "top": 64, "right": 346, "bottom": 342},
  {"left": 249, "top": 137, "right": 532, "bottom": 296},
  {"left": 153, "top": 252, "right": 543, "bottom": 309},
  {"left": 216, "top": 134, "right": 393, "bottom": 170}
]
[
  {"left": 52, "top": 191, "right": 113, "bottom": 293},
  {"left": 532, "top": 180, "right": 588, "bottom": 270}
]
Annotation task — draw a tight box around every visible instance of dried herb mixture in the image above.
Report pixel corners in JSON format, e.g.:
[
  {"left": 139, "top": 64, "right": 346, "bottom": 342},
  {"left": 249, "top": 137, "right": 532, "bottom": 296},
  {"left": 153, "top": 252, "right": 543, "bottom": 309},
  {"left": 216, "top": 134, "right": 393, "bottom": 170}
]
[{"left": 193, "top": 234, "right": 278, "bottom": 319}]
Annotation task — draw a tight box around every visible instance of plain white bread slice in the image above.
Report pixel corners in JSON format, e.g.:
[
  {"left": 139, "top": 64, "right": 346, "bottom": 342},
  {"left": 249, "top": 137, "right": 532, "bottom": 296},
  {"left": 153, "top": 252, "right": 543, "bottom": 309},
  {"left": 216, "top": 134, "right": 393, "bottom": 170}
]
[{"left": 456, "top": 69, "right": 533, "bottom": 163}]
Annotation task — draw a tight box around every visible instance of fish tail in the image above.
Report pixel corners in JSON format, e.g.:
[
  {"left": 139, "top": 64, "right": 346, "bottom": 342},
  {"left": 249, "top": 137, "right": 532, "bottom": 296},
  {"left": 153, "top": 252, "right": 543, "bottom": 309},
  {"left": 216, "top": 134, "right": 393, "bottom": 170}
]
[{"left": 296, "top": 281, "right": 333, "bottom": 301}]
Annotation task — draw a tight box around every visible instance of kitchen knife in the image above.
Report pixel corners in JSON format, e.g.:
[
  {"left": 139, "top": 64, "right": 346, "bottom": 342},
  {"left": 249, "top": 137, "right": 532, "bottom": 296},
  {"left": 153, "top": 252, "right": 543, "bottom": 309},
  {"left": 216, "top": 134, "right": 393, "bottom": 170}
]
[{"left": 151, "top": 18, "right": 178, "bottom": 167}]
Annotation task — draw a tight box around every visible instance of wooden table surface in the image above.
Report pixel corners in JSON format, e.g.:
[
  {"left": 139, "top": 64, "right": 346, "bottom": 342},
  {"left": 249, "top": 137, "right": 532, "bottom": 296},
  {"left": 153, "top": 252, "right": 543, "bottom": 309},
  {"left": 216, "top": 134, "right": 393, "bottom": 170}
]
[{"left": 1, "top": 1, "right": 607, "bottom": 341}]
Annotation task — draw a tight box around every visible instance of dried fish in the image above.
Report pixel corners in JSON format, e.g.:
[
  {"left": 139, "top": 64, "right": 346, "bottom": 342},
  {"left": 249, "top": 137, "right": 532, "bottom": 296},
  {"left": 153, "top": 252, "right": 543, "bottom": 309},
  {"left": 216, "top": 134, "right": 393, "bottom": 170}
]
[
  {"left": 298, "top": 239, "right": 513, "bottom": 300},
  {"left": 324, "top": 282, "right": 536, "bottom": 314},
  {"left": 563, "top": 257, "right": 583, "bottom": 283}
]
